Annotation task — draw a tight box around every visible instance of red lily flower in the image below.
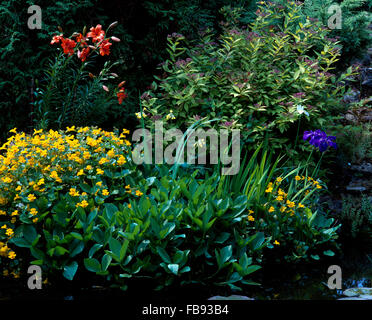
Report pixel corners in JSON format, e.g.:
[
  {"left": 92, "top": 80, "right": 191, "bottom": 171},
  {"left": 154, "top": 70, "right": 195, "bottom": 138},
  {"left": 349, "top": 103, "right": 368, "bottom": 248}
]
[
  {"left": 99, "top": 39, "right": 112, "bottom": 56},
  {"left": 87, "top": 24, "right": 105, "bottom": 43},
  {"left": 61, "top": 38, "right": 76, "bottom": 56}
]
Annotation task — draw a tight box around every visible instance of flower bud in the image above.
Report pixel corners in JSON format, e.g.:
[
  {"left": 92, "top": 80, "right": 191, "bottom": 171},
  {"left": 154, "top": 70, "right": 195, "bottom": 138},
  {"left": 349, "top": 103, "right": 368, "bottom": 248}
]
[
  {"left": 89, "top": 73, "right": 95, "bottom": 79},
  {"left": 118, "top": 81, "right": 126, "bottom": 88},
  {"left": 82, "top": 26, "right": 87, "bottom": 36},
  {"left": 111, "top": 36, "right": 121, "bottom": 42},
  {"left": 58, "top": 26, "right": 63, "bottom": 33},
  {"left": 108, "top": 21, "right": 118, "bottom": 29},
  {"left": 102, "top": 85, "right": 109, "bottom": 92},
  {"left": 110, "top": 73, "right": 119, "bottom": 78}
]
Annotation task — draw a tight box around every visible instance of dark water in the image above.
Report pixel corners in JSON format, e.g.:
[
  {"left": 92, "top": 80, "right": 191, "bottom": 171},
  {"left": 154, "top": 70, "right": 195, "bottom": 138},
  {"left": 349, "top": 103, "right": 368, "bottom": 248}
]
[{"left": 1, "top": 243, "right": 371, "bottom": 301}]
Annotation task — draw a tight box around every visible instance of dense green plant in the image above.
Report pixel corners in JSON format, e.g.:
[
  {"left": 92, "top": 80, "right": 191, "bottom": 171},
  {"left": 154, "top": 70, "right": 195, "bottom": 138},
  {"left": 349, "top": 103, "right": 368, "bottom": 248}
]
[
  {"left": 141, "top": 1, "right": 354, "bottom": 161},
  {"left": 302, "top": 0, "right": 372, "bottom": 66},
  {"left": 334, "top": 122, "right": 372, "bottom": 164},
  {"left": 340, "top": 194, "right": 372, "bottom": 239},
  {"left": 84, "top": 169, "right": 268, "bottom": 291}
]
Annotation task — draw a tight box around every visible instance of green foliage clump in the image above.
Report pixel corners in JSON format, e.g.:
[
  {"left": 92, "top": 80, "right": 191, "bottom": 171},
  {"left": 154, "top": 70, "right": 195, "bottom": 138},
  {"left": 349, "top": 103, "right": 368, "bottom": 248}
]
[
  {"left": 302, "top": 0, "right": 372, "bottom": 66},
  {"left": 340, "top": 194, "right": 372, "bottom": 239},
  {"left": 141, "top": 1, "right": 353, "bottom": 160},
  {"left": 224, "top": 147, "right": 341, "bottom": 263}
]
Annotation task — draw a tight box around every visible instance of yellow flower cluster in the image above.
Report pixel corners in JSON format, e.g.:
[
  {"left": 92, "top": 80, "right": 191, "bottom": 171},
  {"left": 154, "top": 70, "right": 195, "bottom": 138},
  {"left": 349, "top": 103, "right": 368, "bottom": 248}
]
[
  {"left": 0, "top": 126, "right": 138, "bottom": 262},
  {"left": 263, "top": 174, "right": 323, "bottom": 217}
]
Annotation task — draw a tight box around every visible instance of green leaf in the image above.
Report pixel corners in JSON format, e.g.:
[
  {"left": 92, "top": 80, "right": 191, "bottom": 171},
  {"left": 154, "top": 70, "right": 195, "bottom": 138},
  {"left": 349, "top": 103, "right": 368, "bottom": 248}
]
[
  {"left": 54, "top": 246, "right": 69, "bottom": 256},
  {"left": 156, "top": 246, "right": 172, "bottom": 264},
  {"left": 84, "top": 258, "right": 101, "bottom": 273},
  {"left": 120, "top": 239, "right": 129, "bottom": 262},
  {"left": 323, "top": 250, "right": 335, "bottom": 256},
  {"left": 168, "top": 264, "right": 179, "bottom": 275},
  {"left": 70, "top": 232, "right": 83, "bottom": 241},
  {"left": 220, "top": 245, "right": 233, "bottom": 265},
  {"left": 102, "top": 254, "right": 112, "bottom": 271},
  {"left": 89, "top": 243, "right": 103, "bottom": 258},
  {"left": 63, "top": 261, "right": 78, "bottom": 280},
  {"left": 109, "top": 237, "right": 122, "bottom": 260}
]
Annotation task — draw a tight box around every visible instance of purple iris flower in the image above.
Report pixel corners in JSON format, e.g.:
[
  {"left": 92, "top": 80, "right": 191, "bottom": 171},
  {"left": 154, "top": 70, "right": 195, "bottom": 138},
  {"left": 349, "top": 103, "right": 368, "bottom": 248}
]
[{"left": 303, "top": 130, "right": 337, "bottom": 152}]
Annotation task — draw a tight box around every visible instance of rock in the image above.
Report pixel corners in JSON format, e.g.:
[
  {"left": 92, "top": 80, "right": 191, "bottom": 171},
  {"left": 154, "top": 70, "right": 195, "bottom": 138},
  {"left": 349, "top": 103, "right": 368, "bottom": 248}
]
[
  {"left": 350, "top": 162, "right": 372, "bottom": 174},
  {"left": 343, "top": 90, "right": 360, "bottom": 104},
  {"left": 208, "top": 295, "right": 254, "bottom": 300},
  {"left": 345, "top": 113, "right": 356, "bottom": 122},
  {"left": 346, "top": 186, "right": 367, "bottom": 192},
  {"left": 342, "top": 287, "right": 372, "bottom": 300},
  {"left": 338, "top": 297, "right": 370, "bottom": 300},
  {"left": 362, "top": 68, "right": 372, "bottom": 88}
]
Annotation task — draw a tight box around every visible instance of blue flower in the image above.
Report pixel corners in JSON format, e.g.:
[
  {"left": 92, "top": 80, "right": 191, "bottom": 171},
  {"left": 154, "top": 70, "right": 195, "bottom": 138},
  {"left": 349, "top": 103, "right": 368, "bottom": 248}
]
[{"left": 303, "top": 130, "right": 337, "bottom": 152}]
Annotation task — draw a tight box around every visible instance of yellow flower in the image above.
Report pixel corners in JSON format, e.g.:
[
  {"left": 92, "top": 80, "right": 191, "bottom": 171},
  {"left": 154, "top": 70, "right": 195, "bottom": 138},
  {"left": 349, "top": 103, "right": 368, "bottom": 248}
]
[
  {"left": 0, "top": 210, "right": 6, "bottom": 216},
  {"left": 128, "top": 203, "right": 131, "bottom": 209},
  {"left": 98, "top": 158, "right": 109, "bottom": 165},
  {"left": 268, "top": 206, "right": 275, "bottom": 213},
  {"left": 117, "top": 156, "right": 127, "bottom": 165},
  {"left": 96, "top": 168, "right": 104, "bottom": 175},
  {"left": 30, "top": 208, "right": 38, "bottom": 216},
  {"left": 28, "top": 194, "right": 36, "bottom": 202},
  {"left": 135, "top": 190, "right": 143, "bottom": 197},
  {"left": 286, "top": 200, "right": 295, "bottom": 208},
  {"left": 295, "top": 175, "right": 301, "bottom": 181},
  {"left": 248, "top": 210, "right": 254, "bottom": 214},
  {"left": 96, "top": 181, "right": 102, "bottom": 187},
  {"left": 83, "top": 151, "right": 91, "bottom": 160},
  {"left": 66, "top": 126, "right": 76, "bottom": 132},
  {"left": 11, "top": 210, "right": 18, "bottom": 216},
  {"left": 102, "top": 189, "right": 109, "bottom": 196},
  {"left": 76, "top": 200, "right": 89, "bottom": 208},
  {"left": 298, "top": 203, "right": 305, "bottom": 209},
  {"left": 107, "top": 149, "right": 116, "bottom": 158},
  {"left": 69, "top": 188, "right": 80, "bottom": 197},
  {"left": 5, "top": 228, "right": 14, "bottom": 237},
  {"left": 276, "top": 196, "right": 284, "bottom": 201},
  {"left": 248, "top": 215, "right": 255, "bottom": 221},
  {"left": 32, "top": 218, "right": 38, "bottom": 223},
  {"left": 125, "top": 184, "right": 131, "bottom": 189},
  {"left": 85, "top": 165, "right": 93, "bottom": 171},
  {"left": 276, "top": 177, "right": 283, "bottom": 184},
  {"left": 274, "top": 240, "right": 280, "bottom": 246},
  {"left": 50, "top": 171, "right": 62, "bottom": 183},
  {"left": 8, "top": 251, "right": 16, "bottom": 259},
  {"left": 280, "top": 206, "right": 286, "bottom": 213},
  {"left": 316, "top": 185, "right": 322, "bottom": 189},
  {"left": 265, "top": 187, "right": 273, "bottom": 193},
  {"left": 77, "top": 169, "right": 85, "bottom": 176}
]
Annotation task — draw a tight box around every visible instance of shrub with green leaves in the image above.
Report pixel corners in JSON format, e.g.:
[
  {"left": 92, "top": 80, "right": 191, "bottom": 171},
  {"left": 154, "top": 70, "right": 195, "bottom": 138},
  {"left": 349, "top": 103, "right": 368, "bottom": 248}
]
[{"left": 141, "top": 1, "right": 354, "bottom": 159}]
